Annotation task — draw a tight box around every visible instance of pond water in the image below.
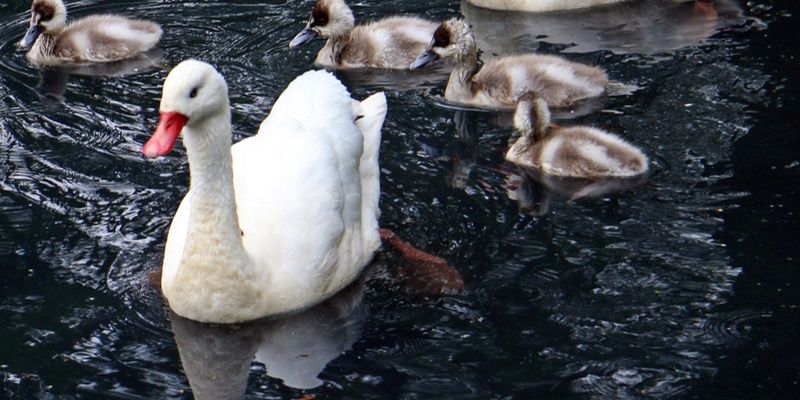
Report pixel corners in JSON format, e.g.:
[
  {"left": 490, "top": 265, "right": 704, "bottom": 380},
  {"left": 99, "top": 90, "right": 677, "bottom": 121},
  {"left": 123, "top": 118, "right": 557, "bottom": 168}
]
[{"left": 1, "top": 0, "right": 798, "bottom": 399}]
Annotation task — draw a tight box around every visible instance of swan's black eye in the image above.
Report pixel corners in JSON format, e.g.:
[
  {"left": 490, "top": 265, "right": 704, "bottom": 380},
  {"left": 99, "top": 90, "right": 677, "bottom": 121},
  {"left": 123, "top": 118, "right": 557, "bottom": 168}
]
[{"left": 189, "top": 88, "right": 198, "bottom": 98}]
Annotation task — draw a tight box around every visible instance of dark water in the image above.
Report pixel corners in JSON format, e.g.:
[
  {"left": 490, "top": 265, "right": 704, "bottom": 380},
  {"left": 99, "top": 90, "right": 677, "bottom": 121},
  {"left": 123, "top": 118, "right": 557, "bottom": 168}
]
[{"left": 1, "top": 0, "right": 798, "bottom": 398}]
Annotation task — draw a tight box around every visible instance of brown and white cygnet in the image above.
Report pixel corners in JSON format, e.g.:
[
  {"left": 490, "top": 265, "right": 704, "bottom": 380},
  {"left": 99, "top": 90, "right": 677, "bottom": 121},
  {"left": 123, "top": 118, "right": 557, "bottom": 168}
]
[
  {"left": 289, "top": 0, "right": 439, "bottom": 69},
  {"left": 19, "top": 0, "right": 162, "bottom": 66},
  {"left": 465, "top": 0, "right": 630, "bottom": 12},
  {"left": 410, "top": 18, "right": 608, "bottom": 109},
  {"left": 505, "top": 94, "right": 648, "bottom": 178}
]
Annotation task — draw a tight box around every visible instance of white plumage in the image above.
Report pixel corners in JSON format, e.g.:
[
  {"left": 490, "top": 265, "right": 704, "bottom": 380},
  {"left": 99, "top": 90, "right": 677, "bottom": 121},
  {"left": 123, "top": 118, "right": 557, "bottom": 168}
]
[{"left": 145, "top": 60, "right": 387, "bottom": 323}]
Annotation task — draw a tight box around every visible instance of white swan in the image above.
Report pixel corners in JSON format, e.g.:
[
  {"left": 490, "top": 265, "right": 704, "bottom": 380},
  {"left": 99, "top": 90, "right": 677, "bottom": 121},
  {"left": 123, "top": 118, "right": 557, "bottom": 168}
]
[
  {"left": 289, "top": 0, "right": 439, "bottom": 69},
  {"left": 464, "top": 0, "right": 631, "bottom": 12},
  {"left": 410, "top": 18, "right": 608, "bottom": 109},
  {"left": 142, "top": 60, "right": 387, "bottom": 323},
  {"left": 19, "top": 0, "right": 162, "bottom": 66},
  {"left": 506, "top": 94, "right": 648, "bottom": 177}
]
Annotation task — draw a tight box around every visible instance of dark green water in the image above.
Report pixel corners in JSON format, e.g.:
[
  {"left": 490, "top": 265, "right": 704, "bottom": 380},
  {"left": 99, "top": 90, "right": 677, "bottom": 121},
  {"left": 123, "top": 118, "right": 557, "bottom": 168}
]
[{"left": 1, "top": 0, "right": 798, "bottom": 398}]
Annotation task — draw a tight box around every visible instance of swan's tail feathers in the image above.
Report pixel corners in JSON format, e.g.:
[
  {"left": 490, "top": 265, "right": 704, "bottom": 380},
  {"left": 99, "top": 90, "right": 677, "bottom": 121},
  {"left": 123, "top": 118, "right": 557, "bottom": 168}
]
[{"left": 355, "top": 92, "right": 387, "bottom": 252}]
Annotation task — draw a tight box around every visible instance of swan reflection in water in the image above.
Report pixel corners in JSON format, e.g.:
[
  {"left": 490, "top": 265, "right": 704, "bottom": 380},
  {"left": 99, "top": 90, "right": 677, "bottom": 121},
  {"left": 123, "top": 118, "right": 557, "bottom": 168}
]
[
  {"left": 35, "top": 48, "right": 163, "bottom": 104},
  {"left": 170, "top": 278, "right": 366, "bottom": 399},
  {"left": 461, "top": 0, "right": 747, "bottom": 56},
  {"left": 436, "top": 111, "right": 647, "bottom": 214}
]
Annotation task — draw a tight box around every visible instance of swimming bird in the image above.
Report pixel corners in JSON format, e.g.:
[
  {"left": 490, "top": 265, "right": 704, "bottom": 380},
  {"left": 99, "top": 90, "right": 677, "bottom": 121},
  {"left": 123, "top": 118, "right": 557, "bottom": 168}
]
[
  {"left": 19, "top": 0, "right": 162, "bottom": 66},
  {"left": 410, "top": 18, "right": 608, "bottom": 109},
  {"left": 142, "top": 60, "right": 387, "bottom": 323},
  {"left": 464, "top": 0, "right": 630, "bottom": 12},
  {"left": 289, "top": 0, "right": 439, "bottom": 69},
  {"left": 505, "top": 93, "right": 648, "bottom": 178}
]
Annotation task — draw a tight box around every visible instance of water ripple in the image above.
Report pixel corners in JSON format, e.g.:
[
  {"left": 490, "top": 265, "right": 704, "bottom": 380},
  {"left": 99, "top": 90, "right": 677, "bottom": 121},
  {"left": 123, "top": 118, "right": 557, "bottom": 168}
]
[{"left": 0, "top": 0, "right": 784, "bottom": 398}]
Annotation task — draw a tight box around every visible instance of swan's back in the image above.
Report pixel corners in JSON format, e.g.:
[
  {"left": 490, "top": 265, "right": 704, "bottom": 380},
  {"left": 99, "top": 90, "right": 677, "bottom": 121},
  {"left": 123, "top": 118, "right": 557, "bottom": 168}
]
[
  {"left": 263, "top": 70, "right": 357, "bottom": 132},
  {"left": 236, "top": 70, "right": 385, "bottom": 301}
]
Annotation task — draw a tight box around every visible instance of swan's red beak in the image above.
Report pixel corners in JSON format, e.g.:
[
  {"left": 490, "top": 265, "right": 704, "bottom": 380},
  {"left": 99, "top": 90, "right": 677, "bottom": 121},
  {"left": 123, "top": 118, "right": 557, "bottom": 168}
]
[{"left": 143, "top": 111, "right": 189, "bottom": 158}]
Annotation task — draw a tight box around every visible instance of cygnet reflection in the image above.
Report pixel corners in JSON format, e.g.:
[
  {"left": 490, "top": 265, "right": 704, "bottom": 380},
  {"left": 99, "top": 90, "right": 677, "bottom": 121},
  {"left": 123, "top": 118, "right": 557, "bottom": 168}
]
[
  {"left": 170, "top": 279, "right": 366, "bottom": 399},
  {"left": 461, "top": 0, "right": 746, "bottom": 56},
  {"left": 427, "top": 92, "right": 611, "bottom": 120},
  {"left": 502, "top": 164, "right": 648, "bottom": 215},
  {"left": 335, "top": 61, "right": 452, "bottom": 92},
  {"left": 36, "top": 48, "right": 163, "bottom": 105}
]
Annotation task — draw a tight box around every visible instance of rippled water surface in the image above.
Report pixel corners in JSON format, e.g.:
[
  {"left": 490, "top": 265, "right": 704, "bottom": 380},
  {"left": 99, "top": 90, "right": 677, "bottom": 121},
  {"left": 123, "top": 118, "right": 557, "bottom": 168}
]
[{"left": 1, "top": 0, "right": 799, "bottom": 398}]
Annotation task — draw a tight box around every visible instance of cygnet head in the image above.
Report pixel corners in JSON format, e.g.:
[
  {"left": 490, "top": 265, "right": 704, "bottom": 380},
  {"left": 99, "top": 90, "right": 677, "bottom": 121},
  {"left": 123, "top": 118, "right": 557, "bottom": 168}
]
[
  {"left": 143, "top": 60, "right": 229, "bottom": 158},
  {"left": 410, "top": 18, "right": 474, "bottom": 70},
  {"left": 513, "top": 93, "right": 551, "bottom": 139},
  {"left": 289, "top": 0, "right": 355, "bottom": 48},
  {"left": 19, "top": 0, "right": 67, "bottom": 48}
]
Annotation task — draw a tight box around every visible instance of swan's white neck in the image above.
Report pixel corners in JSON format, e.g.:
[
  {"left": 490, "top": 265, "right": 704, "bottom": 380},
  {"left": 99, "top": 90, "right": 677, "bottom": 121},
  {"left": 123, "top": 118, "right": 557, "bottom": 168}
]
[
  {"left": 183, "top": 110, "right": 243, "bottom": 255},
  {"left": 167, "top": 108, "right": 264, "bottom": 322}
]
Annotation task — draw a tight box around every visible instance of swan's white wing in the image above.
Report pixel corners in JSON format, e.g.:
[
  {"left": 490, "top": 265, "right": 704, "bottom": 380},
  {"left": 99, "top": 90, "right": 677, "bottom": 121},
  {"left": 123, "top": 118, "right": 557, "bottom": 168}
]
[{"left": 235, "top": 70, "right": 367, "bottom": 295}]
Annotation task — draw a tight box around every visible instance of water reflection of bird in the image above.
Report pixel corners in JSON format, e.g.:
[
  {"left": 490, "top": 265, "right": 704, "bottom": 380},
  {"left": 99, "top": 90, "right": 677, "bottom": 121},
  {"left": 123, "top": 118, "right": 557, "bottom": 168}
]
[
  {"left": 465, "top": 0, "right": 630, "bottom": 12},
  {"left": 35, "top": 49, "right": 163, "bottom": 105},
  {"left": 462, "top": 0, "right": 743, "bottom": 56},
  {"left": 502, "top": 163, "right": 648, "bottom": 215},
  {"left": 18, "top": 0, "right": 162, "bottom": 66},
  {"left": 447, "top": 110, "right": 480, "bottom": 189},
  {"left": 334, "top": 65, "right": 451, "bottom": 92},
  {"left": 170, "top": 278, "right": 367, "bottom": 399},
  {"left": 502, "top": 165, "right": 552, "bottom": 216}
]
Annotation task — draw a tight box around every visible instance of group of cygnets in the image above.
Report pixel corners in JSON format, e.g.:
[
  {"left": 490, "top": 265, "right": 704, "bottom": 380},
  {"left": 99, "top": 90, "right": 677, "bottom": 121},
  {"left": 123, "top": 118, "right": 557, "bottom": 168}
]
[
  {"left": 284, "top": 0, "right": 648, "bottom": 178},
  {"left": 17, "top": 0, "right": 650, "bottom": 323}
]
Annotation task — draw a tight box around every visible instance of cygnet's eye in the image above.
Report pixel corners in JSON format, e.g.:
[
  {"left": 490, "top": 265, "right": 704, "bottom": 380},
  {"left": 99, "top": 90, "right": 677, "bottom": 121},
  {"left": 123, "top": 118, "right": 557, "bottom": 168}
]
[
  {"left": 432, "top": 25, "right": 451, "bottom": 48},
  {"left": 189, "top": 87, "right": 198, "bottom": 98}
]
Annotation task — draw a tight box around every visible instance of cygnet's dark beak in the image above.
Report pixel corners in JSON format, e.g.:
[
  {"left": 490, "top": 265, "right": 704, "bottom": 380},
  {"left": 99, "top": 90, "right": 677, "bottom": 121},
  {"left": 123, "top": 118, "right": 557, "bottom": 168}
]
[
  {"left": 19, "top": 25, "right": 42, "bottom": 48},
  {"left": 410, "top": 49, "right": 439, "bottom": 70},
  {"left": 289, "top": 28, "right": 319, "bottom": 48}
]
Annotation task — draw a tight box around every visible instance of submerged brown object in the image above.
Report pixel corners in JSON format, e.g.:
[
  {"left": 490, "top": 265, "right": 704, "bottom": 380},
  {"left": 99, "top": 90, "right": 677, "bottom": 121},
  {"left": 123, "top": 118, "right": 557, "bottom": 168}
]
[
  {"left": 148, "top": 268, "right": 162, "bottom": 291},
  {"left": 380, "top": 228, "right": 464, "bottom": 295}
]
